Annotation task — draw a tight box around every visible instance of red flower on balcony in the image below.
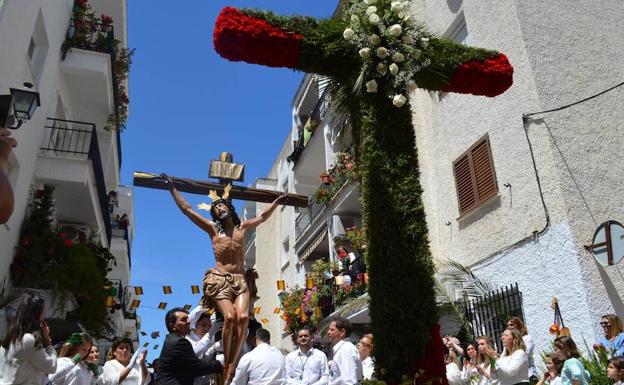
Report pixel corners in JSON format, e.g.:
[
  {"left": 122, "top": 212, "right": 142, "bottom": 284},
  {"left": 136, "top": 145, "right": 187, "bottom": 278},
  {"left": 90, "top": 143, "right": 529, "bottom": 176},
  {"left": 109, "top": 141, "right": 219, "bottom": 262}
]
[
  {"left": 101, "top": 14, "right": 113, "bottom": 26},
  {"left": 64, "top": 239, "right": 73, "bottom": 248},
  {"left": 75, "top": 0, "right": 88, "bottom": 8}
]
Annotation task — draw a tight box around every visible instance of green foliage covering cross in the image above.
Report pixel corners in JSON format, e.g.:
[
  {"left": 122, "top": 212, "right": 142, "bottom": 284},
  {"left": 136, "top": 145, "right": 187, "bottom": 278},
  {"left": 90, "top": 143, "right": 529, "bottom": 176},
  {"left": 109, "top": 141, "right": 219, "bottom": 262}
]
[{"left": 212, "top": 1, "right": 513, "bottom": 383}]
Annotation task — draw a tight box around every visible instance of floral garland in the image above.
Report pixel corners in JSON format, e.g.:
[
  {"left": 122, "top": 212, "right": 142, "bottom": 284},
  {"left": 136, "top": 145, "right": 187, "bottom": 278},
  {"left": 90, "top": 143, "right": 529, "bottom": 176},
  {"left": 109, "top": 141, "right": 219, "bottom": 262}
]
[{"left": 342, "top": 0, "right": 432, "bottom": 107}]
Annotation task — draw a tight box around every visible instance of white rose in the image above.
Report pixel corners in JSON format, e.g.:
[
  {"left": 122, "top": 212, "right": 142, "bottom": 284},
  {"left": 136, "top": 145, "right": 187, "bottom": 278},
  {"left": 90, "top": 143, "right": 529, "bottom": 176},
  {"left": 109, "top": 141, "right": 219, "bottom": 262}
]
[
  {"left": 403, "top": 14, "right": 411, "bottom": 21},
  {"left": 412, "top": 48, "right": 422, "bottom": 59},
  {"left": 391, "top": 1, "right": 403, "bottom": 11},
  {"left": 388, "top": 24, "right": 403, "bottom": 37},
  {"left": 369, "top": 13, "right": 380, "bottom": 24},
  {"left": 401, "top": 35, "right": 414, "bottom": 44},
  {"left": 376, "top": 63, "right": 387, "bottom": 75},
  {"left": 393, "top": 94, "right": 407, "bottom": 107},
  {"left": 369, "top": 34, "right": 381, "bottom": 46},
  {"left": 402, "top": 1, "right": 410, "bottom": 10},
  {"left": 365, "top": 79, "right": 378, "bottom": 93},
  {"left": 392, "top": 52, "right": 406, "bottom": 62},
  {"left": 376, "top": 47, "right": 389, "bottom": 59},
  {"left": 359, "top": 47, "right": 371, "bottom": 58},
  {"left": 343, "top": 28, "right": 355, "bottom": 40},
  {"left": 420, "top": 37, "right": 430, "bottom": 49},
  {"left": 389, "top": 63, "right": 399, "bottom": 75},
  {"left": 366, "top": 6, "right": 377, "bottom": 15},
  {"left": 351, "top": 14, "right": 360, "bottom": 23},
  {"left": 408, "top": 79, "right": 417, "bottom": 91},
  {"left": 366, "top": 0, "right": 377, "bottom": 4}
]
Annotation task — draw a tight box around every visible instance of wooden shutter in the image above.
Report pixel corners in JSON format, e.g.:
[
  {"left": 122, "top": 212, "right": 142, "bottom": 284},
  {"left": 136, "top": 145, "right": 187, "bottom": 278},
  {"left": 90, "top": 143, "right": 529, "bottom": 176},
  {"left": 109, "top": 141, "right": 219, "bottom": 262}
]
[{"left": 453, "top": 135, "right": 498, "bottom": 216}]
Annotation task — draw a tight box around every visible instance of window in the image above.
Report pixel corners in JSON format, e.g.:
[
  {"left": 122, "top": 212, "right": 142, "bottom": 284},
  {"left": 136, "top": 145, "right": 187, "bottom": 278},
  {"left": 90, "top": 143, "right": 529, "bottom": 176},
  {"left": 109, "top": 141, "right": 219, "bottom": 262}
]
[
  {"left": 27, "top": 10, "right": 50, "bottom": 84},
  {"left": 280, "top": 237, "right": 290, "bottom": 269},
  {"left": 448, "top": 13, "right": 469, "bottom": 45},
  {"left": 453, "top": 135, "right": 498, "bottom": 216}
]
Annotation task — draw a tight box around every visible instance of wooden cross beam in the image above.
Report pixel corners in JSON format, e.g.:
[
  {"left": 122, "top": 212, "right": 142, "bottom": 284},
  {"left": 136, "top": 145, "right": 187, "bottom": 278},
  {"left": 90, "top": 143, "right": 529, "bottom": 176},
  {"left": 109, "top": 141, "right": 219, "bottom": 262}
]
[{"left": 133, "top": 172, "right": 308, "bottom": 208}]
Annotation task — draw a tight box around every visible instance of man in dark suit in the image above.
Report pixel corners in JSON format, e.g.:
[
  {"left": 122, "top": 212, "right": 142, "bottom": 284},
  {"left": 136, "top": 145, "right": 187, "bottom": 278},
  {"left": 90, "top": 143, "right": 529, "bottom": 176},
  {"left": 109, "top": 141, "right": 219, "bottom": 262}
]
[{"left": 156, "top": 307, "right": 222, "bottom": 385}]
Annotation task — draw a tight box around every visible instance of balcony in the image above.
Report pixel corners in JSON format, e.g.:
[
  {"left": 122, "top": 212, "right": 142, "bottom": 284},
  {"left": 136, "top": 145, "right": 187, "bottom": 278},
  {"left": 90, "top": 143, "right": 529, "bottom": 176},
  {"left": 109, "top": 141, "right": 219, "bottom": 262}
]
[
  {"left": 36, "top": 118, "right": 112, "bottom": 244},
  {"left": 289, "top": 91, "right": 329, "bottom": 165},
  {"left": 61, "top": 16, "right": 123, "bottom": 172}
]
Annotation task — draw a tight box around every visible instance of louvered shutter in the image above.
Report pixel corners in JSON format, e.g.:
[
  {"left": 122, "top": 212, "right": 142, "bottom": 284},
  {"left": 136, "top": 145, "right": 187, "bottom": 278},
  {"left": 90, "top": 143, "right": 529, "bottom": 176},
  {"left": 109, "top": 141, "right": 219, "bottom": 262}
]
[
  {"left": 453, "top": 154, "right": 477, "bottom": 214},
  {"left": 453, "top": 135, "right": 498, "bottom": 216}
]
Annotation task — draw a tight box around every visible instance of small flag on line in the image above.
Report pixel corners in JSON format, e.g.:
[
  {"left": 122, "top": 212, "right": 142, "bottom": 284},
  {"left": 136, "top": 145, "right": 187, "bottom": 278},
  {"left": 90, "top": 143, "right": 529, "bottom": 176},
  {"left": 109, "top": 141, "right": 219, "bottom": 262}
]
[
  {"left": 182, "top": 304, "right": 192, "bottom": 311},
  {"left": 134, "top": 286, "right": 144, "bottom": 295},
  {"left": 130, "top": 299, "right": 141, "bottom": 308},
  {"left": 105, "top": 296, "right": 114, "bottom": 307},
  {"left": 191, "top": 285, "right": 200, "bottom": 294},
  {"left": 253, "top": 307, "right": 261, "bottom": 315},
  {"left": 261, "top": 318, "right": 269, "bottom": 324},
  {"left": 276, "top": 280, "right": 285, "bottom": 290},
  {"left": 140, "top": 331, "right": 147, "bottom": 336},
  {"left": 158, "top": 302, "right": 167, "bottom": 310},
  {"left": 306, "top": 277, "right": 314, "bottom": 289},
  {"left": 162, "top": 286, "right": 172, "bottom": 294},
  {"left": 142, "top": 342, "right": 149, "bottom": 348},
  {"left": 153, "top": 345, "right": 159, "bottom": 350},
  {"left": 151, "top": 331, "right": 160, "bottom": 339},
  {"left": 273, "top": 307, "right": 281, "bottom": 314}
]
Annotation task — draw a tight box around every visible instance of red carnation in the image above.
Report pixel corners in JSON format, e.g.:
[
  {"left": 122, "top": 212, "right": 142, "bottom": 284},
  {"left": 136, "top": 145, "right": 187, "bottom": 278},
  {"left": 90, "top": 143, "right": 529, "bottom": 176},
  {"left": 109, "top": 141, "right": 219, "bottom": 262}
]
[
  {"left": 214, "top": 7, "right": 303, "bottom": 69},
  {"left": 64, "top": 239, "right": 73, "bottom": 247},
  {"left": 411, "top": 324, "right": 449, "bottom": 385},
  {"left": 443, "top": 54, "right": 513, "bottom": 97}
]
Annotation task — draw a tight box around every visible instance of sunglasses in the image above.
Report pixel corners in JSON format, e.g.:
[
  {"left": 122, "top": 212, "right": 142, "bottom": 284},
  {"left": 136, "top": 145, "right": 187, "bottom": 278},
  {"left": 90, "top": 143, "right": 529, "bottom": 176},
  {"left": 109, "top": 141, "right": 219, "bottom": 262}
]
[{"left": 600, "top": 322, "right": 610, "bottom": 326}]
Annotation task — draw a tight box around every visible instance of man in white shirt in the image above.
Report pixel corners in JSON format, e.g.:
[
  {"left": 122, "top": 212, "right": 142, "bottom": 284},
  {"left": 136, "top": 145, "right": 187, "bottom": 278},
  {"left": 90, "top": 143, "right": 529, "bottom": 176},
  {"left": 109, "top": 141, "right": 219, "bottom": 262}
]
[
  {"left": 232, "top": 328, "right": 285, "bottom": 385},
  {"left": 326, "top": 318, "right": 362, "bottom": 385},
  {"left": 285, "top": 327, "right": 328, "bottom": 385}
]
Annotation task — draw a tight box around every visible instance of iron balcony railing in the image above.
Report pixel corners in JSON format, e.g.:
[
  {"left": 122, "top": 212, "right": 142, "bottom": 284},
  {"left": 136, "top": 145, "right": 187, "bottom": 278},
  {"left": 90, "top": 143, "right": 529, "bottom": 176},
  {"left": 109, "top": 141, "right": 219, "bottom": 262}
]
[
  {"left": 42, "top": 118, "right": 112, "bottom": 244},
  {"left": 294, "top": 199, "right": 327, "bottom": 241},
  {"left": 288, "top": 91, "right": 329, "bottom": 164}
]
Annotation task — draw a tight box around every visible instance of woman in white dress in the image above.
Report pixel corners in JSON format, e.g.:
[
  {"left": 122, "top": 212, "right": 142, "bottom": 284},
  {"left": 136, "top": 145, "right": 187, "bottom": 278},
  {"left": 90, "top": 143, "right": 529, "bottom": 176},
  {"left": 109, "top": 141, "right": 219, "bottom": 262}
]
[
  {"left": 102, "top": 337, "right": 149, "bottom": 385},
  {"left": 0, "top": 293, "right": 57, "bottom": 385},
  {"left": 186, "top": 307, "right": 222, "bottom": 385},
  {"left": 86, "top": 345, "right": 104, "bottom": 384},
  {"left": 358, "top": 334, "right": 375, "bottom": 380},
  {"left": 49, "top": 332, "right": 94, "bottom": 385},
  {"left": 507, "top": 317, "right": 535, "bottom": 381},
  {"left": 462, "top": 339, "right": 495, "bottom": 385},
  {"left": 485, "top": 328, "right": 528, "bottom": 385}
]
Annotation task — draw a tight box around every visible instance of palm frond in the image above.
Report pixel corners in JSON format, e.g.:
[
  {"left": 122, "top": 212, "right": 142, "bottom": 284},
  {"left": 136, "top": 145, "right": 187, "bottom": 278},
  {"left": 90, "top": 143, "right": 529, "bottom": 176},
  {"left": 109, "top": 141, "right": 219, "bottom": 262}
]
[{"left": 436, "top": 258, "right": 494, "bottom": 298}]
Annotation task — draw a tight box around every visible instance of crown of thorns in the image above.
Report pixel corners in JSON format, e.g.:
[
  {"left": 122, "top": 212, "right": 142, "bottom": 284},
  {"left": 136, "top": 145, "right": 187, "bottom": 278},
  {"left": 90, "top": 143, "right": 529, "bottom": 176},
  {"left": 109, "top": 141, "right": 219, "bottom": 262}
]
[{"left": 197, "top": 184, "right": 232, "bottom": 212}]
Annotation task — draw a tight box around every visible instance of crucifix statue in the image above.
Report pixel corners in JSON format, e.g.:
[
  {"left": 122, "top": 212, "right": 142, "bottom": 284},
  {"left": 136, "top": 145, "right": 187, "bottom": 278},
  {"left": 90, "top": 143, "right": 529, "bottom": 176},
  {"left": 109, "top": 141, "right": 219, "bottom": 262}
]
[
  {"left": 211, "top": 2, "right": 513, "bottom": 384},
  {"left": 134, "top": 171, "right": 306, "bottom": 382}
]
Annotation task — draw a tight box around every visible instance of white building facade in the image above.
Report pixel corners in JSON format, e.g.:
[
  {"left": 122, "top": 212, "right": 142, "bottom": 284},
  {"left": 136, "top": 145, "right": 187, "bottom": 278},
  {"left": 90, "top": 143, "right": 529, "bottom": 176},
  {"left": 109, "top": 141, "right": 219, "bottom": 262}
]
[
  {"left": 247, "top": 0, "right": 624, "bottom": 357},
  {"left": 0, "top": 0, "right": 139, "bottom": 347}
]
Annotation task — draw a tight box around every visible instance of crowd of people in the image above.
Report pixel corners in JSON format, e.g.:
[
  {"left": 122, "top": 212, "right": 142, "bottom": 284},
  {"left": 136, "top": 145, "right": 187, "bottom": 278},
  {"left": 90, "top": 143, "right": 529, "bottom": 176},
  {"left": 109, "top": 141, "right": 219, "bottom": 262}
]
[
  {"left": 444, "top": 315, "right": 624, "bottom": 385},
  {"left": 1, "top": 293, "right": 623, "bottom": 385}
]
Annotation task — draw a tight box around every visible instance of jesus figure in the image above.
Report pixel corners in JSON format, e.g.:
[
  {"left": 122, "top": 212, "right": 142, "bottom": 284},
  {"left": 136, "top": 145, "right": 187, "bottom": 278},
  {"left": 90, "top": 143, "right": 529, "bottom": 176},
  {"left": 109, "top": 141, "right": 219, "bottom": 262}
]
[{"left": 161, "top": 174, "right": 286, "bottom": 382}]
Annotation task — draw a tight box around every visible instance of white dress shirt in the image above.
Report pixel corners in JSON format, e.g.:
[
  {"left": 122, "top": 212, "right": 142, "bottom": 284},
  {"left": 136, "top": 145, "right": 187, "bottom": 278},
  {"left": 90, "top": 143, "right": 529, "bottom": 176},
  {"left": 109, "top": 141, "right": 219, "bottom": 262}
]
[
  {"left": 233, "top": 343, "right": 285, "bottom": 385},
  {"left": 0, "top": 333, "right": 57, "bottom": 385},
  {"left": 328, "top": 340, "right": 362, "bottom": 385},
  {"left": 361, "top": 356, "right": 374, "bottom": 381},
  {"left": 49, "top": 358, "right": 94, "bottom": 385},
  {"left": 285, "top": 348, "right": 327, "bottom": 385},
  {"left": 495, "top": 349, "right": 528, "bottom": 385},
  {"left": 102, "top": 360, "right": 149, "bottom": 385}
]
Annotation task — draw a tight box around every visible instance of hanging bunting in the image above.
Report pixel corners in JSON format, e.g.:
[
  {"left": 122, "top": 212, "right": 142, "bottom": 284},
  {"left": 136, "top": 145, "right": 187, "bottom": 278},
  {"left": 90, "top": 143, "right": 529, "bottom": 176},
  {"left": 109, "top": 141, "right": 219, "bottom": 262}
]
[
  {"left": 191, "top": 285, "right": 200, "bottom": 294},
  {"left": 182, "top": 304, "right": 192, "bottom": 311},
  {"left": 261, "top": 318, "right": 269, "bottom": 324},
  {"left": 158, "top": 302, "right": 167, "bottom": 309},
  {"left": 153, "top": 345, "right": 159, "bottom": 350},
  {"left": 140, "top": 331, "right": 147, "bottom": 336},
  {"left": 273, "top": 307, "right": 281, "bottom": 314},
  {"left": 134, "top": 286, "right": 144, "bottom": 295},
  {"left": 253, "top": 307, "right": 261, "bottom": 315},
  {"left": 162, "top": 286, "right": 172, "bottom": 294},
  {"left": 130, "top": 299, "right": 141, "bottom": 308},
  {"left": 276, "top": 280, "right": 285, "bottom": 290}
]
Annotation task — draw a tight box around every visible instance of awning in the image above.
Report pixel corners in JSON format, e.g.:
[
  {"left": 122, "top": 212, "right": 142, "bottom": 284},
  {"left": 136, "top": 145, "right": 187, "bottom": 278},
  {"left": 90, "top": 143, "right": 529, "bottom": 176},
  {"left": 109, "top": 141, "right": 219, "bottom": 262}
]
[{"left": 298, "top": 228, "right": 327, "bottom": 262}]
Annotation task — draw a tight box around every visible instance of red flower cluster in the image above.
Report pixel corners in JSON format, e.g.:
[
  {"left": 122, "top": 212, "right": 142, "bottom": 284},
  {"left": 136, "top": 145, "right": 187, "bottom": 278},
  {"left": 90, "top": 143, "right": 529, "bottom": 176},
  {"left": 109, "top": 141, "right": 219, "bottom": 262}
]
[
  {"left": 443, "top": 53, "right": 514, "bottom": 97},
  {"left": 411, "top": 324, "right": 449, "bottom": 385},
  {"left": 75, "top": 0, "right": 88, "bottom": 8},
  {"left": 100, "top": 14, "right": 113, "bottom": 25},
  {"left": 213, "top": 7, "right": 303, "bottom": 69}
]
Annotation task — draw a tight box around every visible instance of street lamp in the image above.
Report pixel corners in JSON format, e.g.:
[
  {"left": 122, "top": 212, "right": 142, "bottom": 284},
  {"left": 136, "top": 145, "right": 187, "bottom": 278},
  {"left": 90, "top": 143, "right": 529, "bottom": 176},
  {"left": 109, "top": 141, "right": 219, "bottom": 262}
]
[{"left": 0, "top": 83, "right": 41, "bottom": 129}]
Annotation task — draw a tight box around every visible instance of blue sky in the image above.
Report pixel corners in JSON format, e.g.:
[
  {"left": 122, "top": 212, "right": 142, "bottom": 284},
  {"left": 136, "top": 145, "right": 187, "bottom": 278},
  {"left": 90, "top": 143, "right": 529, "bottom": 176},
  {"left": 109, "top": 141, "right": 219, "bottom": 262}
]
[{"left": 123, "top": 1, "right": 336, "bottom": 360}]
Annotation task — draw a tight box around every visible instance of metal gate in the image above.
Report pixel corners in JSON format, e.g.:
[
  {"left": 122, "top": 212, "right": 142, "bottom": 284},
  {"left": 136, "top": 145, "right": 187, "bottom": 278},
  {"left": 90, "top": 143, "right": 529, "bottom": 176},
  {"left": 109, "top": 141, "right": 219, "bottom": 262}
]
[{"left": 464, "top": 283, "right": 524, "bottom": 351}]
